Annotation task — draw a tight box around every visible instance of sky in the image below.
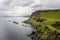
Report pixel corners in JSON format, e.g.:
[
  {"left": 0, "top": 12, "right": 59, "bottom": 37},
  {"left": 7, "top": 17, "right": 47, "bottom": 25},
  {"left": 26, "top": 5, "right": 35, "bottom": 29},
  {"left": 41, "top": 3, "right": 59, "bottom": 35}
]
[{"left": 0, "top": 0, "right": 60, "bottom": 16}]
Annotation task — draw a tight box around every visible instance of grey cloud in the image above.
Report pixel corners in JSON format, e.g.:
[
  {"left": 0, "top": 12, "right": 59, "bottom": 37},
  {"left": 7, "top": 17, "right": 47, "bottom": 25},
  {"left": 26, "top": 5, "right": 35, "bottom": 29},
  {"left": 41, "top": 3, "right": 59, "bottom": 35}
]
[
  {"left": 0, "top": 0, "right": 60, "bottom": 16},
  {"left": 0, "top": 0, "right": 34, "bottom": 11},
  {"left": 40, "top": 0, "right": 60, "bottom": 9},
  {"left": 0, "top": 0, "right": 60, "bottom": 11},
  {"left": 30, "top": 5, "right": 42, "bottom": 9},
  {"left": 17, "top": 0, "right": 34, "bottom": 6},
  {"left": 9, "top": 0, "right": 34, "bottom": 7},
  {"left": 3, "top": 0, "right": 12, "bottom": 6},
  {"left": 0, "top": 0, "right": 12, "bottom": 11},
  {"left": 28, "top": 0, "right": 60, "bottom": 10}
]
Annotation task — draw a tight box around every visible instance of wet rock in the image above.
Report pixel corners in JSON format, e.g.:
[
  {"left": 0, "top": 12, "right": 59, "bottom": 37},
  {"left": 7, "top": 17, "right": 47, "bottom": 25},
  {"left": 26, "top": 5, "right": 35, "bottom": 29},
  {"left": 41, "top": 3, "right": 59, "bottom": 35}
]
[
  {"left": 27, "top": 31, "right": 36, "bottom": 36},
  {"left": 22, "top": 24, "right": 30, "bottom": 27},
  {"left": 13, "top": 21, "right": 18, "bottom": 24}
]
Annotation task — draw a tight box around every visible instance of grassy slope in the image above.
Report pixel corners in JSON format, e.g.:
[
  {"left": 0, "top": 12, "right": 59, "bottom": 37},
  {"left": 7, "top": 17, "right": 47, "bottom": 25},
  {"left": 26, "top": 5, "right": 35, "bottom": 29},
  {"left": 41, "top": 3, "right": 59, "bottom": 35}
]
[
  {"left": 40, "top": 11, "right": 60, "bottom": 32},
  {"left": 27, "top": 11, "right": 60, "bottom": 32},
  {"left": 26, "top": 10, "right": 60, "bottom": 40}
]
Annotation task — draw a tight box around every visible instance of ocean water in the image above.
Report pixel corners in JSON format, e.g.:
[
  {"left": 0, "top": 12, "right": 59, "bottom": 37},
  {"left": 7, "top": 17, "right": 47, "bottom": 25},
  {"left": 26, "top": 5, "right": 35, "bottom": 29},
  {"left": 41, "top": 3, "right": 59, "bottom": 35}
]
[{"left": 0, "top": 17, "right": 34, "bottom": 40}]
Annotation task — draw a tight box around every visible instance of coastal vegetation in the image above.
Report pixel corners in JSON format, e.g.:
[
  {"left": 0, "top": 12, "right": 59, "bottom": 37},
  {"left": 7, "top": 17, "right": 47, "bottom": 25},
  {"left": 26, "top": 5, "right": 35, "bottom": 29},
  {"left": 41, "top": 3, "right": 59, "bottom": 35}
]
[{"left": 25, "top": 9, "right": 60, "bottom": 40}]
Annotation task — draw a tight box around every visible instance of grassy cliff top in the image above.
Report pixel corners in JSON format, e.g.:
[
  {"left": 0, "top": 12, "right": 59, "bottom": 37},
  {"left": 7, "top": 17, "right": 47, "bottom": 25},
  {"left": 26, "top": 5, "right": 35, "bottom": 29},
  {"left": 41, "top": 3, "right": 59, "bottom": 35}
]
[
  {"left": 27, "top": 9, "right": 60, "bottom": 32},
  {"left": 26, "top": 9, "right": 60, "bottom": 40}
]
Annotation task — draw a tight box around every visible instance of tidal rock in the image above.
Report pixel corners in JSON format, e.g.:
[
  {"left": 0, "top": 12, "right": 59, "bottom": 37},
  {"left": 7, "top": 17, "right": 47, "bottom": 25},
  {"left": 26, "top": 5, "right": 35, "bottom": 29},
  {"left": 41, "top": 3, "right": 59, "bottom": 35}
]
[{"left": 13, "top": 21, "right": 18, "bottom": 24}]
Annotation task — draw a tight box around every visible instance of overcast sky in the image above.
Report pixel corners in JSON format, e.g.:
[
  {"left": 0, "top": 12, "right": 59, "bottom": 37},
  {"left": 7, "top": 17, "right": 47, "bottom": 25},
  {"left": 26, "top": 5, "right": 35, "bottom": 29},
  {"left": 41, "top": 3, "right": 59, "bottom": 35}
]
[{"left": 0, "top": 0, "right": 60, "bottom": 16}]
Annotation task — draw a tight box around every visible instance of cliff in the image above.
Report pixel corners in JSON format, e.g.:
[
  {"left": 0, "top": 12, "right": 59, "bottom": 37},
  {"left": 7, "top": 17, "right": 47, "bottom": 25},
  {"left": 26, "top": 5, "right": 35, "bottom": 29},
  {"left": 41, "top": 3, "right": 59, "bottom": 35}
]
[{"left": 25, "top": 9, "right": 60, "bottom": 40}]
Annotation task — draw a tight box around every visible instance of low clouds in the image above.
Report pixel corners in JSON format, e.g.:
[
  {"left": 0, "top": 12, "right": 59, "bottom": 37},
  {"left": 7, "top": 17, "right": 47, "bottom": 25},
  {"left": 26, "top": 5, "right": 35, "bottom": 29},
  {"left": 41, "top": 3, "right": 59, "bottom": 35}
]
[
  {"left": 0, "top": 0, "right": 60, "bottom": 16},
  {"left": 40, "top": 0, "right": 60, "bottom": 9},
  {"left": 0, "top": 0, "right": 41, "bottom": 11},
  {"left": 0, "top": 0, "right": 60, "bottom": 10},
  {"left": 7, "top": 6, "right": 34, "bottom": 16}
]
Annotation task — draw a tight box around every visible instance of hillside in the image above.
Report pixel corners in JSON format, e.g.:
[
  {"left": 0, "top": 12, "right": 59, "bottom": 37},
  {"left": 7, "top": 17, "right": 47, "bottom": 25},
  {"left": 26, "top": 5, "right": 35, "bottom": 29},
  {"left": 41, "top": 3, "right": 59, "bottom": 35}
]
[{"left": 25, "top": 9, "right": 60, "bottom": 40}]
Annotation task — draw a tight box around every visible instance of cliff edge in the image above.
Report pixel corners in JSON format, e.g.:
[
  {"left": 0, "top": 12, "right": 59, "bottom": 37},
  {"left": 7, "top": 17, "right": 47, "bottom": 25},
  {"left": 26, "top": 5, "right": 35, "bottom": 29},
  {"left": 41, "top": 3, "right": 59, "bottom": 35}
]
[{"left": 25, "top": 9, "right": 60, "bottom": 40}]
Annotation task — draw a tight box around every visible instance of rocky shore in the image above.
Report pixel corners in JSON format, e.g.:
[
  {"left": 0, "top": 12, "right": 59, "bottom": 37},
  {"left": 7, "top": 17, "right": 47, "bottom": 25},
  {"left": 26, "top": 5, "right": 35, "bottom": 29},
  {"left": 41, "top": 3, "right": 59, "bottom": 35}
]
[
  {"left": 24, "top": 9, "right": 60, "bottom": 40},
  {"left": 24, "top": 21, "right": 60, "bottom": 40}
]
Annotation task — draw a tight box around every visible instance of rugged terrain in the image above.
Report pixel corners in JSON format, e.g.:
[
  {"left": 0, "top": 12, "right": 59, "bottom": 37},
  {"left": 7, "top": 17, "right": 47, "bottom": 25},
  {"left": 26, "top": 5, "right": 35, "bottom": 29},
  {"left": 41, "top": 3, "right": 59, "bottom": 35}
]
[{"left": 24, "top": 9, "right": 60, "bottom": 40}]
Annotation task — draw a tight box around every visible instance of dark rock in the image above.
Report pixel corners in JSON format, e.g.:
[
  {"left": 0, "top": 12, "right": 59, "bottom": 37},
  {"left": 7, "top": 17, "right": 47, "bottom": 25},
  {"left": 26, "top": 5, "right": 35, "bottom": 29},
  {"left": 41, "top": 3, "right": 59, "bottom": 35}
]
[
  {"left": 52, "top": 21, "right": 60, "bottom": 27},
  {"left": 13, "top": 21, "right": 18, "bottom": 24},
  {"left": 36, "top": 18, "right": 46, "bottom": 22},
  {"left": 29, "top": 31, "right": 36, "bottom": 35},
  {"left": 45, "top": 26, "right": 50, "bottom": 31},
  {"left": 55, "top": 21, "right": 60, "bottom": 26}
]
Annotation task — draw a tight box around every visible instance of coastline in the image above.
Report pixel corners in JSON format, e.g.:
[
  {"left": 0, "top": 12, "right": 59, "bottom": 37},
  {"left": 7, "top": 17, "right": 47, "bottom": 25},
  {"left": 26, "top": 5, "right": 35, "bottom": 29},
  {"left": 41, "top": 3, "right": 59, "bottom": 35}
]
[
  {"left": 24, "top": 20, "right": 60, "bottom": 40},
  {"left": 24, "top": 9, "right": 60, "bottom": 40}
]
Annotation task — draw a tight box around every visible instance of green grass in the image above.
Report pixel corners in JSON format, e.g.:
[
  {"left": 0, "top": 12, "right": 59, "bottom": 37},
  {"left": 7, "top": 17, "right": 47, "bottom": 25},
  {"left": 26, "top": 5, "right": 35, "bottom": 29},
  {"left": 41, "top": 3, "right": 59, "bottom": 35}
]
[
  {"left": 40, "top": 11, "right": 60, "bottom": 20},
  {"left": 27, "top": 19, "right": 40, "bottom": 26},
  {"left": 40, "top": 11, "right": 60, "bottom": 32},
  {"left": 27, "top": 10, "right": 60, "bottom": 32},
  {"left": 26, "top": 10, "right": 60, "bottom": 39}
]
